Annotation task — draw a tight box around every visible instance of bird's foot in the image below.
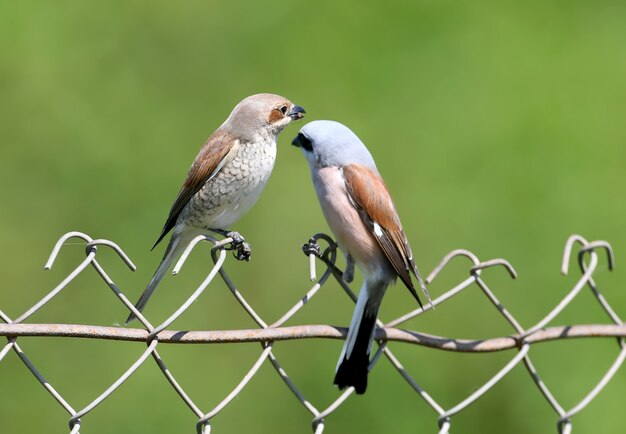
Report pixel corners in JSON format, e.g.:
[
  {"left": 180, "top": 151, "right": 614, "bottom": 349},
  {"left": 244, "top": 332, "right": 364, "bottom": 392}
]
[
  {"left": 302, "top": 238, "right": 322, "bottom": 258},
  {"left": 343, "top": 256, "right": 355, "bottom": 283},
  {"left": 226, "top": 231, "right": 251, "bottom": 261}
]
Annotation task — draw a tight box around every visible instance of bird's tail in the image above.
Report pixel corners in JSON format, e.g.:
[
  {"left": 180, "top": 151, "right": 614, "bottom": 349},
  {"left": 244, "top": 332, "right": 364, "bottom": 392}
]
[
  {"left": 125, "top": 230, "right": 192, "bottom": 324},
  {"left": 334, "top": 280, "right": 387, "bottom": 394}
]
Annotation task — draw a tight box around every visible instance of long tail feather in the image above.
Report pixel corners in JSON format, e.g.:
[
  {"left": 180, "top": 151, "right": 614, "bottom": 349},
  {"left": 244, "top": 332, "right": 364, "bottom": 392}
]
[
  {"left": 125, "top": 231, "right": 188, "bottom": 324},
  {"left": 334, "top": 280, "right": 386, "bottom": 394},
  {"left": 410, "top": 257, "right": 432, "bottom": 306}
]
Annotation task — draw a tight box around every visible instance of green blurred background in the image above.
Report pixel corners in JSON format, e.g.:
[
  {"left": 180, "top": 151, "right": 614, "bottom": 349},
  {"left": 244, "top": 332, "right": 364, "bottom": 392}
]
[{"left": 1, "top": 1, "right": 625, "bottom": 433}]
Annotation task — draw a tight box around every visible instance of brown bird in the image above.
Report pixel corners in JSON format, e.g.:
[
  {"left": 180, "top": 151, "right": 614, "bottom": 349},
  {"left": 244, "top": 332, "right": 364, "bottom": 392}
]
[
  {"left": 292, "top": 120, "right": 430, "bottom": 393},
  {"left": 126, "top": 93, "right": 305, "bottom": 323}
]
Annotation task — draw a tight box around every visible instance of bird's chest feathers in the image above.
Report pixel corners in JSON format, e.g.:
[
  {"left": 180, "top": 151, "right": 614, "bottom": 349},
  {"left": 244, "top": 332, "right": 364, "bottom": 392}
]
[
  {"left": 312, "top": 167, "right": 379, "bottom": 264},
  {"left": 214, "top": 139, "right": 276, "bottom": 201},
  {"left": 185, "top": 139, "right": 276, "bottom": 229},
  {"left": 225, "top": 139, "right": 277, "bottom": 185}
]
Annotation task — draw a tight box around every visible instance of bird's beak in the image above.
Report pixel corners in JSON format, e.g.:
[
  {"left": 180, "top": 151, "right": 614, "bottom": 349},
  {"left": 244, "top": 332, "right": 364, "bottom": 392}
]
[
  {"left": 288, "top": 105, "right": 306, "bottom": 120},
  {"left": 291, "top": 134, "right": 302, "bottom": 147}
]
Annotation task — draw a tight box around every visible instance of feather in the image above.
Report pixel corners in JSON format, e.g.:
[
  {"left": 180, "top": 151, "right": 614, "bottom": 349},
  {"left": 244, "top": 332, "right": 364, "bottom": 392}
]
[
  {"left": 341, "top": 164, "right": 428, "bottom": 307},
  {"left": 152, "top": 131, "right": 238, "bottom": 249}
]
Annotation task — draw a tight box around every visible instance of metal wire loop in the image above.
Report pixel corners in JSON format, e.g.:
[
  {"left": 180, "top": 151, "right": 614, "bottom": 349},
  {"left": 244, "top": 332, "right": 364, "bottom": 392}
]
[{"left": 0, "top": 231, "right": 623, "bottom": 434}]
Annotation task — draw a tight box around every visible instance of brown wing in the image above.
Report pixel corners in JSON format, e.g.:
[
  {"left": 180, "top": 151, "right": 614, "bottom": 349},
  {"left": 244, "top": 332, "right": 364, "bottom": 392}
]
[
  {"left": 342, "top": 163, "right": 426, "bottom": 307},
  {"left": 152, "top": 130, "right": 238, "bottom": 249}
]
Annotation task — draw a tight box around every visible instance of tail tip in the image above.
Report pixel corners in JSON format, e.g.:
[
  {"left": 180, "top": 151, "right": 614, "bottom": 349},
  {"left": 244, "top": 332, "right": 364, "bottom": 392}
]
[
  {"left": 334, "top": 373, "right": 368, "bottom": 395},
  {"left": 125, "top": 312, "right": 138, "bottom": 325},
  {"left": 334, "top": 357, "right": 369, "bottom": 394}
]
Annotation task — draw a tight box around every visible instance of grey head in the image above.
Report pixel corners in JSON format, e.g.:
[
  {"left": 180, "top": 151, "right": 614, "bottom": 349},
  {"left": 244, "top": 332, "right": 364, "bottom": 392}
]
[
  {"left": 292, "top": 120, "right": 378, "bottom": 171},
  {"left": 220, "top": 93, "right": 305, "bottom": 142}
]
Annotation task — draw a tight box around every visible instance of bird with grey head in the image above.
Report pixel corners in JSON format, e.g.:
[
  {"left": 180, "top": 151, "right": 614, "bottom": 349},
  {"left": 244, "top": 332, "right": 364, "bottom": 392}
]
[
  {"left": 126, "top": 93, "right": 305, "bottom": 324},
  {"left": 292, "top": 120, "right": 431, "bottom": 394}
]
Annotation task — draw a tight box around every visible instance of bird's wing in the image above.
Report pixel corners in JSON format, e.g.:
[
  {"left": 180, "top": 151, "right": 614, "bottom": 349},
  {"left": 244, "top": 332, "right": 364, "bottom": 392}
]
[
  {"left": 152, "top": 130, "right": 239, "bottom": 249},
  {"left": 341, "top": 163, "right": 425, "bottom": 307}
]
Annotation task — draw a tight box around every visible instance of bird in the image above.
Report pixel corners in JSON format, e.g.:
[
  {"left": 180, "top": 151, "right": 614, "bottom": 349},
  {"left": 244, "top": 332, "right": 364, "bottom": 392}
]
[
  {"left": 126, "top": 93, "right": 305, "bottom": 324},
  {"left": 291, "top": 120, "right": 431, "bottom": 394}
]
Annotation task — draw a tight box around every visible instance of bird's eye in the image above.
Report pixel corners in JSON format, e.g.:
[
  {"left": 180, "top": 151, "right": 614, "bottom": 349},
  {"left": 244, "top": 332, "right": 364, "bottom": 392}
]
[{"left": 279, "top": 105, "right": 288, "bottom": 115}]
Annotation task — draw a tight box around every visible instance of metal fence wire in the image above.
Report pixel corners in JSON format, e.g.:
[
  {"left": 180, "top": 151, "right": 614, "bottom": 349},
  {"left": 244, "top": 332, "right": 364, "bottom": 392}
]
[{"left": 1, "top": 231, "right": 625, "bottom": 434}]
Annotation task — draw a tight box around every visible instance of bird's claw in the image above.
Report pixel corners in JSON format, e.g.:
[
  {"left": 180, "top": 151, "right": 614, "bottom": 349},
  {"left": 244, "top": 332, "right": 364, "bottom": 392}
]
[
  {"left": 227, "top": 231, "right": 251, "bottom": 261},
  {"left": 233, "top": 241, "right": 251, "bottom": 261},
  {"left": 302, "top": 238, "right": 322, "bottom": 258}
]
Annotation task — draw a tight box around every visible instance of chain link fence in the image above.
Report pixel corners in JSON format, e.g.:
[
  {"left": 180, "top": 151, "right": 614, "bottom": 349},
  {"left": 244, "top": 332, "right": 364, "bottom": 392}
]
[{"left": 1, "top": 231, "right": 624, "bottom": 433}]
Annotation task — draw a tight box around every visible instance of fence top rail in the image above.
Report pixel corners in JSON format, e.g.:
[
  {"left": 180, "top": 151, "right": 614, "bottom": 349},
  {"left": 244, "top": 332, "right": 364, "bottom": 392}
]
[{"left": 1, "top": 323, "right": 625, "bottom": 351}]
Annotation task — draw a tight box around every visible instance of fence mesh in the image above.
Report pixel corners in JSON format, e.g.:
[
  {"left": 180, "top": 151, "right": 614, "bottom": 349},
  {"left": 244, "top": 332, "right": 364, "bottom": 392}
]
[{"left": 1, "top": 231, "right": 624, "bottom": 434}]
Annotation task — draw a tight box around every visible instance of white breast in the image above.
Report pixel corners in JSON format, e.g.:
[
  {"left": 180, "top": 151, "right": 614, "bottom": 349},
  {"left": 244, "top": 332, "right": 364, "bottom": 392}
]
[
  {"left": 184, "top": 138, "right": 277, "bottom": 231},
  {"left": 311, "top": 166, "right": 387, "bottom": 278}
]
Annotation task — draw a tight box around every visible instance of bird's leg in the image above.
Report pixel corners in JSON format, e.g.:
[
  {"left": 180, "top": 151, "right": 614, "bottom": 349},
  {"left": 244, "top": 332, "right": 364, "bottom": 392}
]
[
  {"left": 228, "top": 232, "right": 251, "bottom": 261},
  {"left": 343, "top": 254, "right": 355, "bottom": 283},
  {"left": 302, "top": 237, "right": 347, "bottom": 282},
  {"left": 210, "top": 229, "right": 252, "bottom": 261},
  {"left": 301, "top": 237, "right": 322, "bottom": 258}
]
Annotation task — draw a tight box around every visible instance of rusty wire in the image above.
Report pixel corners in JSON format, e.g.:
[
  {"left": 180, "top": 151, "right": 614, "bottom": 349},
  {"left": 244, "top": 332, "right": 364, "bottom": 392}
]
[{"left": 0, "top": 231, "right": 624, "bottom": 433}]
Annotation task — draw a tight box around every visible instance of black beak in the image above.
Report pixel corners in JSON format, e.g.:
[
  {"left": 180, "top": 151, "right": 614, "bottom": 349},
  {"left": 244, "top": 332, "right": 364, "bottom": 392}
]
[{"left": 288, "top": 105, "right": 306, "bottom": 120}]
